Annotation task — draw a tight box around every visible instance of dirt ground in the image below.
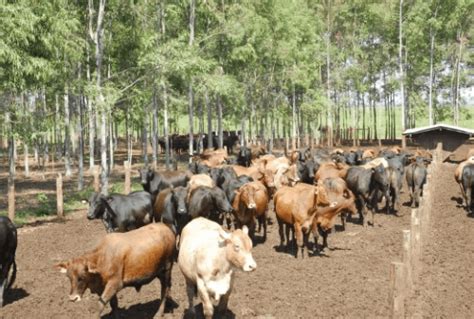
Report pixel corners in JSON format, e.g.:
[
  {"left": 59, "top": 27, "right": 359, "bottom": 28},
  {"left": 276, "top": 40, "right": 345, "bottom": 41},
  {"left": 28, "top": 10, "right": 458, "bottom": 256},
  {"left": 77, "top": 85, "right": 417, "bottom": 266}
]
[
  {"left": 1, "top": 154, "right": 472, "bottom": 318},
  {"left": 406, "top": 163, "right": 474, "bottom": 318}
]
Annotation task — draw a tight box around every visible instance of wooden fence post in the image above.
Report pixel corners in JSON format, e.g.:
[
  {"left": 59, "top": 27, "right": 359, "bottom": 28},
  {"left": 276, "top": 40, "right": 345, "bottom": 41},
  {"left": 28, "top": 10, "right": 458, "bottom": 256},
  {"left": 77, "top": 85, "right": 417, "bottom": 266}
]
[
  {"left": 402, "top": 230, "right": 412, "bottom": 291},
  {"left": 57, "top": 173, "right": 64, "bottom": 218},
  {"left": 124, "top": 160, "right": 131, "bottom": 195},
  {"left": 390, "top": 261, "right": 406, "bottom": 318},
  {"left": 93, "top": 165, "right": 100, "bottom": 192},
  {"left": 411, "top": 208, "right": 421, "bottom": 276}
]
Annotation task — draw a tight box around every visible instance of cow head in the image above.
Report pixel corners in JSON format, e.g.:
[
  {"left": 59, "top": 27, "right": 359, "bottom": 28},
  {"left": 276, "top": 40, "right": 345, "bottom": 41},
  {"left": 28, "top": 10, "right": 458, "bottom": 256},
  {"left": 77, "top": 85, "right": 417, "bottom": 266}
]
[
  {"left": 219, "top": 227, "right": 256, "bottom": 272},
  {"left": 55, "top": 258, "right": 100, "bottom": 302},
  {"left": 140, "top": 167, "right": 154, "bottom": 186},
  {"left": 261, "top": 169, "right": 275, "bottom": 191},
  {"left": 87, "top": 192, "right": 107, "bottom": 220},
  {"left": 172, "top": 186, "right": 188, "bottom": 216},
  {"left": 212, "top": 187, "right": 234, "bottom": 214},
  {"left": 239, "top": 185, "right": 257, "bottom": 210}
]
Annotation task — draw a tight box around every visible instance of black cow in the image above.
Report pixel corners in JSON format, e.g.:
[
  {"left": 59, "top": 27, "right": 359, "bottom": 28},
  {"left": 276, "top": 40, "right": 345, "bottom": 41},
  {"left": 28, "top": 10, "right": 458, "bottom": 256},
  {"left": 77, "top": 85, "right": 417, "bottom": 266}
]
[
  {"left": 406, "top": 158, "right": 428, "bottom": 208},
  {"left": 346, "top": 164, "right": 390, "bottom": 227},
  {"left": 210, "top": 166, "right": 238, "bottom": 188},
  {"left": 188, "top": 186, "right": 234, "bottom": 224},
  {"left": 153, "top": 186, "right": 189, "bottom": 234},
  {"left": 188, "top": 162, "right": 211, "bottom": 175},
  {"left": 298, "top": 159, "right": 318, "bottom": 184},
  {"left": 87, "top": 191, "right": 153, "bottom": 232},
  {"left": 140, "top": 167, "right": 191, "bottom": 196},
  {"left": 237, "top": 146, "right": 252, "bottom": 167},
  {"left": 0, "top": 216, "right": 17, "bottom": 308},
  {"left": 222, "top": 175, "right": 254, "bottom": 205},
  {"left": 461, "top": 164, "right": 474, "bottom": 214}
]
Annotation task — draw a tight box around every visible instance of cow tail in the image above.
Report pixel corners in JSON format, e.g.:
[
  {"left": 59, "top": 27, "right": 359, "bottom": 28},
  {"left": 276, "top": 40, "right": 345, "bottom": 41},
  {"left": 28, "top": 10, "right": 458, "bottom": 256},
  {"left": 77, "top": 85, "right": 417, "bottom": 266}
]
[{"left": 7, "top": 259, "right": 16, "bottom": 290}]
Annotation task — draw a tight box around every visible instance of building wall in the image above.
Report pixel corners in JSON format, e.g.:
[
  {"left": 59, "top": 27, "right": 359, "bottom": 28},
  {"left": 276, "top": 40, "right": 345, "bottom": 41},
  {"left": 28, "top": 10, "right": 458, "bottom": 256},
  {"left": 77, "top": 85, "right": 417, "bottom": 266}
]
[{"left": 413, "top": 130, "right": 470, "bottom": 152}]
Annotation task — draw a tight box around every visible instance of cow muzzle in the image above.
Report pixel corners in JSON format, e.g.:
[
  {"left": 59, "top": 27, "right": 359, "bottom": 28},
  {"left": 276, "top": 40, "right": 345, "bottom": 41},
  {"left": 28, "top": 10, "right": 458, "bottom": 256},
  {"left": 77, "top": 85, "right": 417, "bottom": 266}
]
[
  {"left": 69, "top": 294, "right": 81, "bottom": 302},
  {"left": 243, "top": 256, "right": 257, "bottom": 272},
  {"left": 247, "top": 203, "right": 256, "bottom": 209}
]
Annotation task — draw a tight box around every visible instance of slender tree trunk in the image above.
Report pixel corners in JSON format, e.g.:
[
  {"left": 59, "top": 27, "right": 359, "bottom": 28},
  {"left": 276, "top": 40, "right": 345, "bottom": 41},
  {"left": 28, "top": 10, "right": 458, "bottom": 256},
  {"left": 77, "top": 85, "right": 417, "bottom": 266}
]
[
  {"left": 454, "top": 32, "right": 464, "bottom": 126},
  {"left": 42, "top": 89, "right": 49, "bottom": 166},
  {"left": 326, "top": 1, "right": 333, "bottom": 147},
  {"left": 91, "top": 0, "right": 108, "bottom": 194},
  {"left": 292, "top": 84, "right": 297, "bottom": 150},
  {"left": 188, "top": 0, "right": 195, "bottom": 162},
  {"left": 86, "top": 12, "right": 95, "bottom": 171},
  {"left": 64, "top": 88, "right": 72, "bottom": 177},
  {"left": 78, "top": 95, "right": 85, "bottom": 190},
  {"left": 152, "top": 87, "right": 158, "bottom": 168},
  {"left": 399, "top": 0, "right": 406, "bottom": 144},
  {"left": 206, "top": 88, "right": 213, "bottom": 149},
  {"left": 163, "top": 82, "right": 170, "bottom": 169},
  {"left": 6, "top": 109, "right": 15, "bottom": 220},
  {"left": 217, "top": 95, "right": 223, "bottom": 149},
  {"left": 428, "top": 30, "right": 435, "bottom": 126},
  {"left": 142, "top": 106, "right": 149, "bottom": 166},
  {"left": 109, "top": 114, "right": 114, "bottom": 171}
]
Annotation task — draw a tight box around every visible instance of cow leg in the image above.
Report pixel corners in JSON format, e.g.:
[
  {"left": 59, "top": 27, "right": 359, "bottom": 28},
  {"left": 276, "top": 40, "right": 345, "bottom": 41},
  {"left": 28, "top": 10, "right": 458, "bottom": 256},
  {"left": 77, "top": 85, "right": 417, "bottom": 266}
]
[
  {"left": 276, "top": 218, "right": 285, "bottom": 248},
  {"left": 458, "top": 183, "right": 467, "bottom": 207},
  {"left": 98, "top": 280, "right": 122, "bottom": 317},
  {"left": 0, "top": 278, "right": 5, "bottom": 308},
  {"left": 358, "top": 195, "right": 368, "bottom": 228},
  {"left": 109, "top": 296, "right": 119, "bottom": 319},
  {"left": 185, "top": 279, "right": 196, "bottom": 317},
  {"left": 196, "top": 278, "right": 214, "bottom": 319},
  {"left": 294, "top": 223, "right": 303, "bottom": 258},
  {"left": 340, "top": 212, "right": 346, "bottom": 231},
  {"left": 261, "top": 216, "right": 267, "bottom": 242},
  {"left": 217, "top": 276, "right": 234, "bottom": 314},
  {"left": 466, "top": 185, "right": 472, "bottom": 214},
  {"left": 157, "top": 262, "right": 173, "bottom": 317}
]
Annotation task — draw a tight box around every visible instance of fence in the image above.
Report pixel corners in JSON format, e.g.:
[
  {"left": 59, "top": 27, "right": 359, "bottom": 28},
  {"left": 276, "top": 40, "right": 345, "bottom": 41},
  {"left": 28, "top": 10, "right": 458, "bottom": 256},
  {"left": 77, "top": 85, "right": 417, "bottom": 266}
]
[{"left": 389, "top": 143, "right": 441, "bottom": 318}]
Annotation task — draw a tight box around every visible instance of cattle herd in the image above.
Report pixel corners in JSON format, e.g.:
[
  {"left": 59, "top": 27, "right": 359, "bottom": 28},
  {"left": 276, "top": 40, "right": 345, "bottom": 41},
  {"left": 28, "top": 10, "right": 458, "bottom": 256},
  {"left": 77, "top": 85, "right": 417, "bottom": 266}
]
[{"left": 1, "top": 145, "right": 474, "bottom": 318}]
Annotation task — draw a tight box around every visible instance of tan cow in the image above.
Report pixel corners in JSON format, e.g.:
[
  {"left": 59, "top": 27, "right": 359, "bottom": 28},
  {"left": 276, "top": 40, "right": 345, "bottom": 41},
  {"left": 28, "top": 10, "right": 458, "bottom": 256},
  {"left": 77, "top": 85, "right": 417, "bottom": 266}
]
[
  {"left": 273, "top": 183, "right": 325, "bottom": 258},
  {"left": 188, "top": 174, "right": 215, "bottom": 200},
  {"left": 178, "top": 218, "right": 256, "bottom": 319},
  {"left": 315, "top": 161, "right": 350, "bottom": 182},
  {"left": 56, "top": 223, "right": 175, "bottom": 318},
  {"left": 232, "top": 181, "right": 270, "bottom": 242}
]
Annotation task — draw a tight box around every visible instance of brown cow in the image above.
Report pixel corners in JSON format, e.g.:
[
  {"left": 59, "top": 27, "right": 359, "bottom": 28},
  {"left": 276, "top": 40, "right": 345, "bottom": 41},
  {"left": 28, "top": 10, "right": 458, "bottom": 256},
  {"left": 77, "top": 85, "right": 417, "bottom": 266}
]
[
  {"left": 362, "top": 148, "right": 376, "bottom": 161},
  {"left": 273, "top": 183, "right": 328, "bottom": 258},
  {"left": 56, "top": 223, "right": 175, "bottom": 318},
  {"left": 315, "top": 161, "right": 350, "bottom": 182},
  {"left": 232, "top": 181, "right": 269, "bottom": 242},
  {"left": 199, "top": 148, "right": 228, "bottom": 167},
  {"left": 311, "top": 178, "right": 357, "bottom": 250},
  {"left": 455, "top": 155, "right": 474, "bottom": 207}
]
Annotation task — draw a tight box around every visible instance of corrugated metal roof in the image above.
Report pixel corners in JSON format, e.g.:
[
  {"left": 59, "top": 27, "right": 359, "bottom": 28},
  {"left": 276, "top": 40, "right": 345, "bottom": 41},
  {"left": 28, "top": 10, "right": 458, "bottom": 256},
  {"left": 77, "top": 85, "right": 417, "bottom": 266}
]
[{"left": 403, "top": 123, "right": 474, "bottom": 136}]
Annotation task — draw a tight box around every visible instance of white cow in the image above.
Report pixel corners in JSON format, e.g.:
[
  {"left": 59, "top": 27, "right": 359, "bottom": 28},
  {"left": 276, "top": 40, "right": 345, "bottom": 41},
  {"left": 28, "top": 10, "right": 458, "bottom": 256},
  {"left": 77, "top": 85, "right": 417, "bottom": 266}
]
[{"left": 178, "top": 217, "right": 256, "bottom": 319}]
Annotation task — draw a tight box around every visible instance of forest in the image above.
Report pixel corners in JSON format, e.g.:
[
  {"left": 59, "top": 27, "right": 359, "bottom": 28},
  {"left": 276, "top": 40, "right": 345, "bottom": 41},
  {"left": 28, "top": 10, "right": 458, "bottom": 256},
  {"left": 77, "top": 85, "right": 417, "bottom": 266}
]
[{"left": 1, "top": 0, "right": 473, "bottom": 201}]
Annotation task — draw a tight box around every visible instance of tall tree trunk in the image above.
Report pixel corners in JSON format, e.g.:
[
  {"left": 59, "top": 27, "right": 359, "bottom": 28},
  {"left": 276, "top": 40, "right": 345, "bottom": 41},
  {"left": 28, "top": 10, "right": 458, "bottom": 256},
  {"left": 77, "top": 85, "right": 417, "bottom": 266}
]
[
  {"left": 142, "top": 106, "right": 149, "bottom": 166},
  {"left": 217, "top": 95, "right": 223, "bottom": 149},
  {"left": 6, "top": 108, "right": 15, "bottom": 220},
  {"left": 78, "top": 95, "right": 85, "bottom": 190},
  {"left": 292, "top": 83, "right": 297, "bottom": 150},
  {"left": 326, "top": 1, "right": 333, "bottom": 147},
  {"left": 428, "top": 30, "right": 435, "bottom": 126},
  {"left": 454, "top": 32, "right": 465, "bottom": 126},
  {"left": 64, "top": 88, "right": 72, "bottom": 177},
  {"left": 163, "top": 82, "right": 170, "bottom": 169},
  {"left": 109, "top": 114, "right": 114, "bottom": 171},
  {"left": 399, "top": 0, "right": 406, "bottom": 144},
  {"left": 206, "top": 88, "right": 213, "bottom": 149},
  {"left": 152, "top": 87, "right": 158, "bottom": 168},
  {"left": 90, "top": 0, "right": 108, "bottom": 194},
  {"left": 86, "top": 12, "right": 95, "bottom": 171},
  {"left": 188, "top": 0, "right": 195, "bottom": 162}
]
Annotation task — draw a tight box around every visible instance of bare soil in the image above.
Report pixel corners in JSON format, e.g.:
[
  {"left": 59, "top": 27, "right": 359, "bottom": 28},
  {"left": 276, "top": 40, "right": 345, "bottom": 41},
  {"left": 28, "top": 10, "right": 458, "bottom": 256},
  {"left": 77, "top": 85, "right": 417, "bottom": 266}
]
[
  {"left": 405, "top": 163, "right": 474, "bottom": 318},
  {"left": 1, "top": 149, "right": 471, "bottom": 318},
  {"left": 1, "top": 183, "right": 414, "bottom": 318}
]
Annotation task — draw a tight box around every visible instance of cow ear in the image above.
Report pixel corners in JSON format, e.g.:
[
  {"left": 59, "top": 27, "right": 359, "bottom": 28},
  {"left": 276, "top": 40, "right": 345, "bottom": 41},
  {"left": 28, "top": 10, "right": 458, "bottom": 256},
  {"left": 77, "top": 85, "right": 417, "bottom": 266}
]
[
  {"left": 55, "top": 262, "right": 68, "bottom": 273},
  {"left": 86, "top": 261, "right": 99, "bottom": 274},
  {"left": 242, "top": 225, "right": 249, "bottom": 235},
  {"left": 218, "top": 228, "right": 231, "bottom": 241}
]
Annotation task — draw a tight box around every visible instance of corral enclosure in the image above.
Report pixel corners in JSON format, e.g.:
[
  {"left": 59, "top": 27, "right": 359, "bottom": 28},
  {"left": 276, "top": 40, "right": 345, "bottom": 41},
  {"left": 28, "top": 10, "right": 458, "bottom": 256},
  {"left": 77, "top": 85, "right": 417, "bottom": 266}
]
[{"left": 0, "top": 147, "right": 473, "bottom": 319}]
